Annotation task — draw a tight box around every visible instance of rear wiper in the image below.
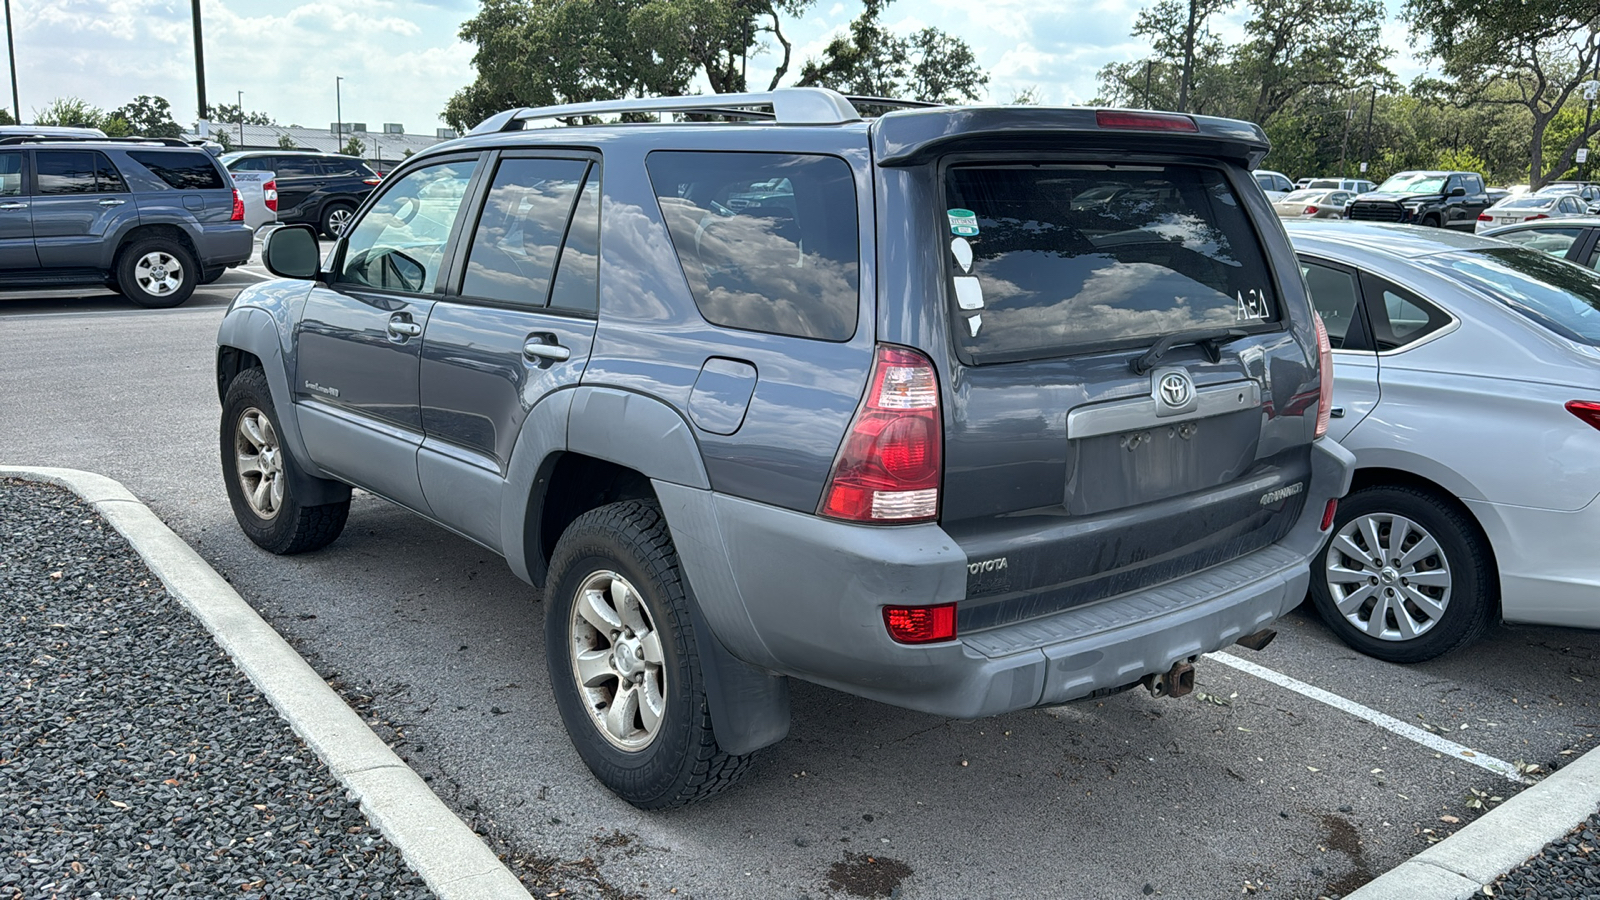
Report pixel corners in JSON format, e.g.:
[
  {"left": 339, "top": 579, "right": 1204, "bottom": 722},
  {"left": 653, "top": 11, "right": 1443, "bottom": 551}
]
[{"left": 1130, "top": 327, "right": 1251, "bottom": 374}]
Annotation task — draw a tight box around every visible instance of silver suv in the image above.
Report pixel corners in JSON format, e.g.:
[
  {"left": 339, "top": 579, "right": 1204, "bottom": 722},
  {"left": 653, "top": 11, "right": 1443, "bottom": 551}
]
[{"left": 216, "top": 90, "right": 1354, "bottom": 807}]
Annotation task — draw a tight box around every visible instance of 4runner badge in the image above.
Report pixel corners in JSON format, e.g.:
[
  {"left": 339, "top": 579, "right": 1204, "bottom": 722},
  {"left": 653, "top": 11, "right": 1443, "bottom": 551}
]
[
  {"left": 304, "top": 381, "right": 340, "bottom": 398},
  {"left": 1259, "top": 483, "right": 1304, "bottom": 506}
]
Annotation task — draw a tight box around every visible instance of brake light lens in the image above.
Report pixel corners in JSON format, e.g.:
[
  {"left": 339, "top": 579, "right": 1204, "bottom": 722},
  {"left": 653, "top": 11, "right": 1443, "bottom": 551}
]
[
  {"left": 1566, "top": 400, "right": 1600, "bottom": 431},
  {"left": 363, "top": 176, "right": 382, "bottom": 185},
  {"left": 1477, "top": 214, "right": 1492, "bottom": 221},
  {"left": 883, "top": 604, "right": 957, "bottom": 644},
  {"left": 1314, "top": 312, "right": 1333, "bottom": 439},
  {"left": 1094, "top": 110, "right": 1199, "bottom": 133},
  {"left": 1304, "top": 206, "right": 1319, "bottom": 215},
  {"left": 1527, "top": 214, "right": 1549, "bottom": 221},
  {"left": 263, "top": 179, "right": 278, "bottom": 212},
  {"left": 230, "top": 189, "right": 244, "bottom": 222},
  {"left": 819, "top": 344, "right": 943, "bottom": 523}
]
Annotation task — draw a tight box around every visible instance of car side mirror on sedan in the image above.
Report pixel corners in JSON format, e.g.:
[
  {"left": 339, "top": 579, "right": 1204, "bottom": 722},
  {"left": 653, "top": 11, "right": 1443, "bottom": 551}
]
[{"left": 261, "top": 224, "right": 322, "bottom": 280}]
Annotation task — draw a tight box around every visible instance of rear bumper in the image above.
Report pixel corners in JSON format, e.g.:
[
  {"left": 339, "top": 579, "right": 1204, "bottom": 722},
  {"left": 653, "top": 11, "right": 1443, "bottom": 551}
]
[
  {"left": 659, "top": 437, "right": 1354, "bottom": 718},
  {"left": 197, "top": 224, "right": 254, "bottom": 268},
  {"left": 1465, "top": 496, "right": 1600, "bottom": 631}
]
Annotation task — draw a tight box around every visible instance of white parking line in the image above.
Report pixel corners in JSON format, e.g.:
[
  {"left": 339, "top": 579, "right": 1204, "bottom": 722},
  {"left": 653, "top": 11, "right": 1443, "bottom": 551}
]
[{"left": 1208, "top": 650, "right": 1528, "bottom": 784}]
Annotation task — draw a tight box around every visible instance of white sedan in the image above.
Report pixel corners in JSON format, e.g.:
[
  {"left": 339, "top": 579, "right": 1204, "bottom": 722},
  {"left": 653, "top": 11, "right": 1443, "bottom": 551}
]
[{"left": 1474, "top": 193, "right": 1588, "bottom": 232}]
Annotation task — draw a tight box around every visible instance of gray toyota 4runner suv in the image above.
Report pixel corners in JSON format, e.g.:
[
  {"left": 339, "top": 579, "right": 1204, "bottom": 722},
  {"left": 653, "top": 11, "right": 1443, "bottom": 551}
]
[{"left": 216, "top": 90, "right": 1354, "bottom": 807}]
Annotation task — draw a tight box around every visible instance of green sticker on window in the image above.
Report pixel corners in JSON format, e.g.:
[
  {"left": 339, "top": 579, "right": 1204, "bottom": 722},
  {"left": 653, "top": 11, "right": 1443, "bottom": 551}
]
[{"left": 947, "top": 208, "right": 979, "bottom": 237}]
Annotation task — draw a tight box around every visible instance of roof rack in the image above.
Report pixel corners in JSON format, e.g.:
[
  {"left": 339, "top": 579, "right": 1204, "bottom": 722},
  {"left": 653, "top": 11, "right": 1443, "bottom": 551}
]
[
  {"left": 0, "top": 134, "right": 195, "bottom": 147},
  {"left": 844, "top": 96, "right": 944, "bottom": 111},
  {"left": 469, "top": 87, "right": 867, "bottom": 135}
]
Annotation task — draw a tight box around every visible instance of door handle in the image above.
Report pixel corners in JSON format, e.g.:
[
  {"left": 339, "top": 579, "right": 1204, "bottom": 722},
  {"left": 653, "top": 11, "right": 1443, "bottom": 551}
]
[
  {"left": 1330, "top": 406, "right": 1346, "bottom": 419},
  {"left": 387, "top": 317, "right": 422, "bottom": 338},
  {"left": 523, "top": 338, "right": 571, "bottom": 363},
  {"left": 0, "top": 201, "right": 23, "bottom": 210},
  {"left": 98, "top": 198, "right": 126, "bottom": 206}
]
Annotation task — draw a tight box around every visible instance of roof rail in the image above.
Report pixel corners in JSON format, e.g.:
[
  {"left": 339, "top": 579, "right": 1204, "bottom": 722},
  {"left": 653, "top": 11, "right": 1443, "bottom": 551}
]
[
  {"left": 845, "top": 96, "right": 945, "bottom": 111},
  {"left": 468, "top": 87, "right": 862, "bottom": 135},
  {"left": 0, "top": 134, "right": 195, "bottom": 147}
]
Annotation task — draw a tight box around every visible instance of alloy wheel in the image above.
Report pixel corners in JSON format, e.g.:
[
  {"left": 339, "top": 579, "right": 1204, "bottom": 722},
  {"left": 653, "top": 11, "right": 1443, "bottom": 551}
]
[
  {"left": 569, "top": 570, "right": 667, "bottom": 751},
  {"left": 134, "top": 251, "right": 184, "bottom": 296},
  {"left": 234, "top": 407, "right": 285, "bottom": 520}
]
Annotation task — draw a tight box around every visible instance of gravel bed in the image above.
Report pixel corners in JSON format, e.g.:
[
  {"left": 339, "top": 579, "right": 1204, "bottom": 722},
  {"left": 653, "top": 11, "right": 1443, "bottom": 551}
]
[
  {"left": 1481, "top": 807, "right": 1600, "bottom": 899},
  {"left": 0, "top": 478, "right": 435, "bottom": 900}
]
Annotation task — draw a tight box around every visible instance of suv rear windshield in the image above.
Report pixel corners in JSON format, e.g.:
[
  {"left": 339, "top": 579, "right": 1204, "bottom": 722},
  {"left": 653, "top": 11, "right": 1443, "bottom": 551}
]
[
  {"left": 1427, "top": 247, "right": 1600, "bottom": 346},
  {"left": 943, "top": 163, "right": 1279, "bottom": 364},
  {"left": 129, "top": 150, "right": 225, "bottom": 190}
]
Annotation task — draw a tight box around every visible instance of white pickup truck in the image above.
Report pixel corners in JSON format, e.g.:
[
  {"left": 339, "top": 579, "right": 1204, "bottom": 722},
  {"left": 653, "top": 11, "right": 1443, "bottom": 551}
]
[{"left": 227, "top": 169, "right": 279, "bottom": 231}]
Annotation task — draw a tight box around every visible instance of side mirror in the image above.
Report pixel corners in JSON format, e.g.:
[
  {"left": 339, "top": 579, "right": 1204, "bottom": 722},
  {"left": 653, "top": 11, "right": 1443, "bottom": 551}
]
[
  {"left": 261, "top": 224, "right": 322, "bottom": 279},
  {"left": 1449, "top": 186, "right": 1467, "bottom": 197}
]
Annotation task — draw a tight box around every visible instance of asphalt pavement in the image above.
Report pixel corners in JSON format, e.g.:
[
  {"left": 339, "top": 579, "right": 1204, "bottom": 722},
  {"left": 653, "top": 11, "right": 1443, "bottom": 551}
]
[{"left": 3, "top": 266, "right": 1600, "bottom": 898}]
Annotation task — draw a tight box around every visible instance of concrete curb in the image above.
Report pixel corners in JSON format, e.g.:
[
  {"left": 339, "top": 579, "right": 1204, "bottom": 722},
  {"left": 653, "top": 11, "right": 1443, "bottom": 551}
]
[
  {"left": 2, "top": 466, "right": 534, "bottom": 900},
  {"left": 1347, "top": 742, "right": 1600, "bottom": 899}
]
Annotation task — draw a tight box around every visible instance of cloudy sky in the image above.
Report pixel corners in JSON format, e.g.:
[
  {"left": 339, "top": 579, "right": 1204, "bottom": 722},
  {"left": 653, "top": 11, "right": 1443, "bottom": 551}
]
[{"left": 4, "top": 0, "right": 1425, "bottom": 134}]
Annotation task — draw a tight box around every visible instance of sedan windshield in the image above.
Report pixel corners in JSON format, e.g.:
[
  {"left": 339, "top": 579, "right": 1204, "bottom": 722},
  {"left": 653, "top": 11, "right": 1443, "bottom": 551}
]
[
  {"left": 1428, "top": 248, "right": 1600, "bottom": 346},
  {"left": 1377, "top": 173, "right": 1447, "bottom": 194}
]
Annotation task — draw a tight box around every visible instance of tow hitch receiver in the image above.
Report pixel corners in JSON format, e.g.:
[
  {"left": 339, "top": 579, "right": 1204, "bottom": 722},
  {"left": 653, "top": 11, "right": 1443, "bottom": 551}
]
[{"left": 1142, "top": 660, "right": 1196, "bottom": 699}]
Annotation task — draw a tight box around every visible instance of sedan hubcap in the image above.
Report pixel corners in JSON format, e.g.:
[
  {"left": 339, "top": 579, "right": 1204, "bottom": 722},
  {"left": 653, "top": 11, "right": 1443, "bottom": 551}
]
[
  {"left": 234, "top": 408, "right": 285, "bottom": 520},
  {"left": 1324, "top": 512, "right": 1451, "bottom": 641},
  {"left": 134, "top": 251, "right": 184, "bottom": 296},
  {"left": 569, "top": 570, "right": 666, "bottom": 751}
]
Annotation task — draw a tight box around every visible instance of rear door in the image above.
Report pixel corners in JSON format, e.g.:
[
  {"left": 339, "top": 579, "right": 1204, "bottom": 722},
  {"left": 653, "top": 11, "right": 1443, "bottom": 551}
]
[
  {"left": 270, "top": 155, "right": 324, "bottom": 221},
  {"left": 30, "top": 149, "right": 134, "bottom": 268},
  {"left": 0, "top": 149, "right": 37, "bottom": 270},
  {"left": 416, "top": 152, "right": 600, "bottom": 548},
  {"left": 924, "top": 158, "right": 1319, "bottom": 630},
  {"left": 292, "top": 154, "right": 482, "bottom": 512}
]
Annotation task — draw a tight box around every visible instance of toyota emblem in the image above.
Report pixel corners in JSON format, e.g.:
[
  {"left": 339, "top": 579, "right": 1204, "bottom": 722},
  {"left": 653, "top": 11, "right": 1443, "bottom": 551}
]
[{"left": 1158, "top": 372, "right": 1193, "bottom": 408}]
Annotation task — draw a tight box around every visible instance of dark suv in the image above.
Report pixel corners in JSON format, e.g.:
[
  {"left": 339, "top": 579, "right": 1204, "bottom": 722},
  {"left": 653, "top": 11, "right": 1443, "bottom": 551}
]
[
  {"left": 0, "top": 136, "right": 252, "bottom": 307},
  {"left": 220, "top": 151, "right": 379, "bottom": 238},
  {"left": 216, "top": 91, "right": 1354, "bottom": 807},
  {"left": 1347, "top": 170, "right": 1491, "bottom": 229}
]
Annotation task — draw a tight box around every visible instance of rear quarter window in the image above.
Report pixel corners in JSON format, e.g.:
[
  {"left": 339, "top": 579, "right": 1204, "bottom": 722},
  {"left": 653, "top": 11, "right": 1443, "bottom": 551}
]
[
  {"left": 128, "top": 151, "right": 225, "bottom": 190},
  {"left": 943, "top": 163, "right": 1280, "bottom": 364},
  {"left": 646, "top": 150, "right": 860, "bottom": 342}
]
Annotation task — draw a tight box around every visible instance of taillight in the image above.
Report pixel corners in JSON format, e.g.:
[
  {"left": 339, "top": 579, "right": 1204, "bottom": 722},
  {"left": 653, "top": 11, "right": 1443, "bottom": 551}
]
[
  {"left": 1314, "top": 312, "right": 1333, "bottom": 439},
  {"left": 1477, "top": 214, "right": 1492, "bottom": 221},
  {"left": 883, "top": 604, "right": 957, "bottom": 644},
  {"left": 230, "top": 189, "right": 244, "bottom": 222},
  {"left": 1566, "top": 400, "right": 1600, "bottom": 431},
  {"left": 1304, "top": 206, "right": 1319, "bottom": 215},
  {"left": 263, "top": 179, "right": 278, "bottom": 212},
  {"left": 818, "top": 344, "right": 943, "bottom": 523},
  {"left": 1094, "top": 110, "right": 1199, "bottom": 133},
  {"left": 363, "top": 176, "right": 382, "bottom": 185},
  {"left": 1527, "top": 214, "right": 1549, "bottom": 221}
]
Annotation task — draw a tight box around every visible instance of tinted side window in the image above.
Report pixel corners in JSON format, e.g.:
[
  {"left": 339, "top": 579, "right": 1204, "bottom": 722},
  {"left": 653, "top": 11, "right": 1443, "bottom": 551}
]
[
  {"left": 1300, "top": 261, "right": 1365, "bottom": 350},
  {"left": 96, "top": 153, "right": 127, "bottom": 193},
  {"left": 1467, "top": 174, "right": 1484, "bottom": 194},
  {"left": 549, "top": 167, "right": 600, "bottom": 314},
  {"left": 337, "top": 159, "right": 477, "bottom": 294},
  {"left": 228, "top": 156, "right": 268, "bottom": 172},
  {"left": 460, "top": 157, "right": 587, "bottom": 307},
  {"left": 36, "top": 151, "right": 96, "bottom": 194},
  {"left": 128, "top": 150, "right": 224, "bottom": 189},
  {"left": 943, "top": 163, "right": 1279, "bottom": 364},
  {"left": 275, "top": 156, "right": 323, "bottom": 178},
  {"left": 1495, "top": 227, "right": 1582, "bottom": 258},
  {"left": 647, "top": 151, "right": 859, "bottom": 341},
  {"left": 1361, "top": 274, "right": 1449, "bottom": 350},
  {"left": 321, "top": 157, "right": 373, "bottom": 178},
  {"left": 0, "top": 151, "right": 23, "bottom": 197}
]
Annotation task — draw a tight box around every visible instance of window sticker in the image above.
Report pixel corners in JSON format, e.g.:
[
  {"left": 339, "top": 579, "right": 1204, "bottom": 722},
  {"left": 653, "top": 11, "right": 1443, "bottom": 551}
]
[
  {"left": 1236, "top": 288, "right": 1270, "bottom": 321},
  {"left": 953, "top": 275, "right": 985, "bottom": 310},
  {"left": 947, "top": 208, "right": 980, "bottom": 237},
  {"left": 951, "top": 237, "right": 974, "bottom": 272},
  {"left": 967, "top": 314, "right": 982, "bottom": 337}
]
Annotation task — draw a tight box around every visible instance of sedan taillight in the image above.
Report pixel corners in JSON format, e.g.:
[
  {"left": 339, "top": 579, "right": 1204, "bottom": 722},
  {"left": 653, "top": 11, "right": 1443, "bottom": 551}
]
[
  {"left": 1304, "top": 206, "right": 1319, "bottom": 215},
  {"left": 1566, "top": 401, "right": 1600, "bottom": 431},
  {"left": 1477, "top": 214, "right": 1492, "bottom": 221}
]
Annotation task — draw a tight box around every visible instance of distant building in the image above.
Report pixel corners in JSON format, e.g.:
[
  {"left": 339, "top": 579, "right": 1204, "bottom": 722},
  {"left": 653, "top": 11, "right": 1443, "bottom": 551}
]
[{"left": 184, "top": 122, "right": 455, "bottom": 174}]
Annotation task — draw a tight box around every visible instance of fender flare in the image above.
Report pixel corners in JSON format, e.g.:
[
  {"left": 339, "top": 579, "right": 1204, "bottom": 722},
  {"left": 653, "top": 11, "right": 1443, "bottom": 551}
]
[
  {"left": 500, "top": 386, "right": 789, "bottom": 755},
  {"left": 216, "top": 305, "right": 350, "bottom": 507}
]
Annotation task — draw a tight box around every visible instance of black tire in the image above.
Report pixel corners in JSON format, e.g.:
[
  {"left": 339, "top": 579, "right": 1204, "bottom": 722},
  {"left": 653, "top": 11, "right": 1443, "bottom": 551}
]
[
  {"left": 199, "top": 267, "right": 226, "bottom": 285},
  {"left": 1309, "top": 485, "right": 1494, "bottom": 663},
  {"left": 220, "top": 368, "right": 349, "bottom": 555},
  {"left": 115, "top": 237, "right": 198, "bottom": 308},
  {"left": 320, "top": 202, "right": 356, "bottom": 239},
  {"left": 544, "top": 500, "right": 752, "bottom": 808},
  {"left": 1420, "top": 214, "right": 1441, "bottom": 228}
]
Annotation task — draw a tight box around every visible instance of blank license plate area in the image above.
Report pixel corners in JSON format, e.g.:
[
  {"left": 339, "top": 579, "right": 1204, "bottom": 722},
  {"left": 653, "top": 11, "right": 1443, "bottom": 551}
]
[{"left": 1065, "top": 410, "right": 1260, "bottom": 516}]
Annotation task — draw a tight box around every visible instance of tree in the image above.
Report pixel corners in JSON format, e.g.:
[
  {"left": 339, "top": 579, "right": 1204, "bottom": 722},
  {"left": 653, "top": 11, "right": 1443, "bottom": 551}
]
[
  {"left": 796, "top": 0, "right": 988, "bottom": 102},
  {"left": 1232, "top": 0, "right": 1392, "bottom": 125},
  {"left": 32, "top": 97, "right": 130, "bottom": 135},
  {"left": 444, "top": 0, "right": 817, "bottom": 132},
  {"left": 113, "top": 95, "right": 183, "bottom": 137},
  {"left": 1132, "top": 0, "right": 1234, "bottom": 112},
  {"left": 207, "top": 103, "right": 276, "bottom": 126},
  {"left": 342, "top": 136, "right": 365, "bottom": 157},
  {"left": 1404, "top": 0, "right": 1600, "bottom": 187},
  {"left": 278, "top": 134, "right": 298, "bottom": 150},
  {"left": 1009, "top": 85, "right": 1042, "bottom": 105},
  {"left": 0, "top": 108, "right": 14, "bottom": 126}
]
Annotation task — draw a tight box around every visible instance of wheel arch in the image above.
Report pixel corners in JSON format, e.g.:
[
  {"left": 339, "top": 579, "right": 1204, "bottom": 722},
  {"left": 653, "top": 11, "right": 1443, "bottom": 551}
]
[{"left": 111, "top": 222, "right": 200, "bottom": 274}]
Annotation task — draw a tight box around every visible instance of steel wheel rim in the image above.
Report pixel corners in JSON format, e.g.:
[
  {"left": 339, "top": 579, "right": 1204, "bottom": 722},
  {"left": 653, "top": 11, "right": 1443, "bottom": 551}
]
[
  {"left": 234, "top": 407, "right": 285, "bottom": 520},
  {"left": 134, "top": 250, "right": 184, "bottom": 296},
  {"left": 568, "top": 569, "right": 667, "bottom": 752},
  {"left": 1324, "top": 512, "right": 1452, "bottom": 641},
  {"left": 328, "top": 208, "right": 353, "bottom": 235}
]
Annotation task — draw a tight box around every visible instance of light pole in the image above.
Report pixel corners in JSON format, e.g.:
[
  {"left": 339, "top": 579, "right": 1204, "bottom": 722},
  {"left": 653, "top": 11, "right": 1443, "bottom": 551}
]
[
  {"left": 4, "top": 0, "right": 19, "bottom": 124},
  {"left": 236, "top": 89, "right": 244, "bottom": 147},
  {"left": 191, "top": 0, "right": 208, "bottom": 136},
  {"left": 1581, "top": 80, "right": 1599, "bottom": 183},
  {"left": 335, "top": 76, "right": 343, "bottom": 152}
]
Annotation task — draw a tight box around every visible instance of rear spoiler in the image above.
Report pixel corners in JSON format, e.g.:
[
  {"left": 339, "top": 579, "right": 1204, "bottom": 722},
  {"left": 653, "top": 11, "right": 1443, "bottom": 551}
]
[{"left": 871, "top": 107, "right": 1270, "bottom": 169}]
